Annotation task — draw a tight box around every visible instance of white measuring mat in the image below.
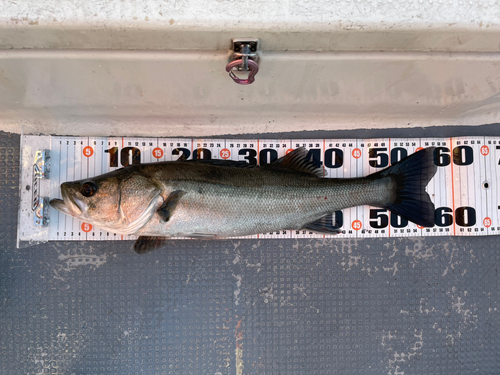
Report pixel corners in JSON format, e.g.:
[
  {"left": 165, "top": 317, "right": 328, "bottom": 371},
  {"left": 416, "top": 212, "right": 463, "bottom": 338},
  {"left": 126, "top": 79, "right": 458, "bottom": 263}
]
[{"left": 18, "top": 135, "right": 500, "bottom": 246}]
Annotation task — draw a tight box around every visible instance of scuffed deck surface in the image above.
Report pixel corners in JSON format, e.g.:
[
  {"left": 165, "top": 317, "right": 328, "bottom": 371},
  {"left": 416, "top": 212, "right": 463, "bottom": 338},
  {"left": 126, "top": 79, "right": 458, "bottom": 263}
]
[{"left": 1, "top": 129, "right": 499, "bottom": 375}]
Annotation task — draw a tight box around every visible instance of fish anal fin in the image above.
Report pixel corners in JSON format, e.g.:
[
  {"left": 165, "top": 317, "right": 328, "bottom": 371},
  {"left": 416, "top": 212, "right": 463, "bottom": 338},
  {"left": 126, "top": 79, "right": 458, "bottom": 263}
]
[
  {"left": 266, "top": 147, "right": 323, "bottom": 177},
  {"left": 158, "top": 190, "right": 186, "bottom": 222},
  {"left": 188, "top": 233, "right": 217, "bottom": 239},
  {"left": 134, "top": 236, "right": 169, "bottom": 254},
  {"left": 302, "top": 212, "right": 342, "bottom": 234}
]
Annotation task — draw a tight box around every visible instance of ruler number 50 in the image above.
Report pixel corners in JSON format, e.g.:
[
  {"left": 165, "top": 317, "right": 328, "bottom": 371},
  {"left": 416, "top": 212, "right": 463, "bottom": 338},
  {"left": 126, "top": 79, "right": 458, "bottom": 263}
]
[{"left": 368, "top": 148, "right": 410, "bottom": 168}]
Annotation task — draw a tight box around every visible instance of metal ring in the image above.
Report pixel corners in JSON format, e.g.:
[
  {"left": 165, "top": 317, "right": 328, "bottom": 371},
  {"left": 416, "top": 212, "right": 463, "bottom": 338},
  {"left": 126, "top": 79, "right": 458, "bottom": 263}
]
[{"left": 225, "top": 59, "right": 259, "bottom": 85}]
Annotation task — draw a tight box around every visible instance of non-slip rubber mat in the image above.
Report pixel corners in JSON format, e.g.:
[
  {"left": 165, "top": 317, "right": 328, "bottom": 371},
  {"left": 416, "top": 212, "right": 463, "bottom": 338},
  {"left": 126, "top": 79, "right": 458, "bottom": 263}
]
[{"left": 2, "top": 130, "right": 500, "bottom": 375}]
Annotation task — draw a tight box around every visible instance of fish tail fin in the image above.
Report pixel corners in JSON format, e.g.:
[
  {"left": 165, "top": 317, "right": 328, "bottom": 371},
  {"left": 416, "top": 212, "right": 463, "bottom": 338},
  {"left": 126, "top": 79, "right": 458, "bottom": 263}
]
[{"left": 376, "top": 147, "right": 437, "bottom": 227}]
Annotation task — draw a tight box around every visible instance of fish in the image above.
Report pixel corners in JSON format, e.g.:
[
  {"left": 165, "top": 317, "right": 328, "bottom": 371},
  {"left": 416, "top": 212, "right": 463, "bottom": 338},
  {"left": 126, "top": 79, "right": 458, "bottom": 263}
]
[{"left": 50, "top": 147, "right": 437, "bottom": 254}]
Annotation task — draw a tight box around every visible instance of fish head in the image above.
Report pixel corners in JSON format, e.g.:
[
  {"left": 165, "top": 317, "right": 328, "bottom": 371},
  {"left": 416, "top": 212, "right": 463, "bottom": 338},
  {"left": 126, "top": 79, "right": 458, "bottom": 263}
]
[{"left": 50, "top": 170, "right": 163, "bottom": 234}]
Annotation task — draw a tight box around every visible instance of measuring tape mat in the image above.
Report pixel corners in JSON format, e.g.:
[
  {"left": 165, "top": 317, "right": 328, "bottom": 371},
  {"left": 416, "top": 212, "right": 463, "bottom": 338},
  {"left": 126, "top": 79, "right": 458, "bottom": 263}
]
[{"left": 18, "top": 135, "right": 500, "bottom": 244}]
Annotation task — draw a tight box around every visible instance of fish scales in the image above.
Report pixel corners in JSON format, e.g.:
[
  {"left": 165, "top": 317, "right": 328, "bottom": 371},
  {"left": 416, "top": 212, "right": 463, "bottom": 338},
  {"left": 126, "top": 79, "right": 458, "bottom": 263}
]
[{"left": 136, "top": 162, "right": 394, "bottom": 237}]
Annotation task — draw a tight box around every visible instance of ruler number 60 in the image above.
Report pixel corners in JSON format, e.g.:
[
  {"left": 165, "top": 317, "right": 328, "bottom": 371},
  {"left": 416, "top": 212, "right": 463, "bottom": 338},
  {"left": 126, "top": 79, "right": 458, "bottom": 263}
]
[{"left": 434, "top": 146, "right": 474, "bottom": 166}]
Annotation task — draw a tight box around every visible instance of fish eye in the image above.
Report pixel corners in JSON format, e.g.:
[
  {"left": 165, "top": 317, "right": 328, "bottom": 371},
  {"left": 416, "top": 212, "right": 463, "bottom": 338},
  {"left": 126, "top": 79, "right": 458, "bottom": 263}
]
[{"left": 80, "top": 181, "right": 98, "bottom": 197}]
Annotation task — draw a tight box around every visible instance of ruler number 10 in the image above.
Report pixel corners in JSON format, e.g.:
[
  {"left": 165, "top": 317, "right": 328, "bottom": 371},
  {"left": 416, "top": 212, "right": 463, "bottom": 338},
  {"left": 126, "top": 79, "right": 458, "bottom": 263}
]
[{"left": 105, "top": 147, "right": 141, "bottom": 167}]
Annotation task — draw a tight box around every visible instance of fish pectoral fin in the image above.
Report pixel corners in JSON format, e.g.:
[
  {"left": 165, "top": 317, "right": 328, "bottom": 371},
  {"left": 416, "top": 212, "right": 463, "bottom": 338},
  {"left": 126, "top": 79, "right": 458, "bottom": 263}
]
[
  {"left": 134, "top": 236, "right": 169, "bottom": 254},
  {"left": 302, "top": 213, "right": 342, "bottom": 234},
  {"left": 158, "top": 190, "right": 186, "bottom": 222}
]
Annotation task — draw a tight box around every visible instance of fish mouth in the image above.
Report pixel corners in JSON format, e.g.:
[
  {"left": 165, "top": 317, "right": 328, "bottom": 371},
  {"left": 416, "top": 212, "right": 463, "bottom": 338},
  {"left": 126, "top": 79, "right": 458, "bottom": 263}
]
[{"left": 50, "top": 184, "right": 83, "bottom": 216}]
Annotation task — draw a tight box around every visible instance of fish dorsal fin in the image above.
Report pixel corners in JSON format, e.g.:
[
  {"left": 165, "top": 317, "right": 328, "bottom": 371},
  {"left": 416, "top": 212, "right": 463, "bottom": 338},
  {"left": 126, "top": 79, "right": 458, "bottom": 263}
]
[{"left": 266, "top": 147, "right": 323, "bottom": 177}]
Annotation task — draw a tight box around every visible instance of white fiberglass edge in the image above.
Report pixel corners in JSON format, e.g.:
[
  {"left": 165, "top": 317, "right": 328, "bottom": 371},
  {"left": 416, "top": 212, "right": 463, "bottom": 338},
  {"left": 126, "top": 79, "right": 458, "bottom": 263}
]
[
  {"left": 1, "top": 50, "right": 500, "bottom": 137},
  {"left": 1, "top": 0, "right": 499, "bottom": 52}
]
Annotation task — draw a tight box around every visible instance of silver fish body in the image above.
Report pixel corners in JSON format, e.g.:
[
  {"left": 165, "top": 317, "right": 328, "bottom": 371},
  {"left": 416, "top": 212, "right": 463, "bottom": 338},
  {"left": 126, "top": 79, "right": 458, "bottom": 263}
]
[
  {"left": 50, "top": 147, "right": 437, "bottom": 253},
  {"left": 136, "top": 163, "right": 393, "bottom": 237}
]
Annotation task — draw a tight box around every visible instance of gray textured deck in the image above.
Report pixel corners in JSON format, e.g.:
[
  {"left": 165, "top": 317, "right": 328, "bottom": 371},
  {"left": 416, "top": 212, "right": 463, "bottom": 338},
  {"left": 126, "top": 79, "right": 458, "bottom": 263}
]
[{"left": 1, "top": 127, "right": 499, "bottom": 375}]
